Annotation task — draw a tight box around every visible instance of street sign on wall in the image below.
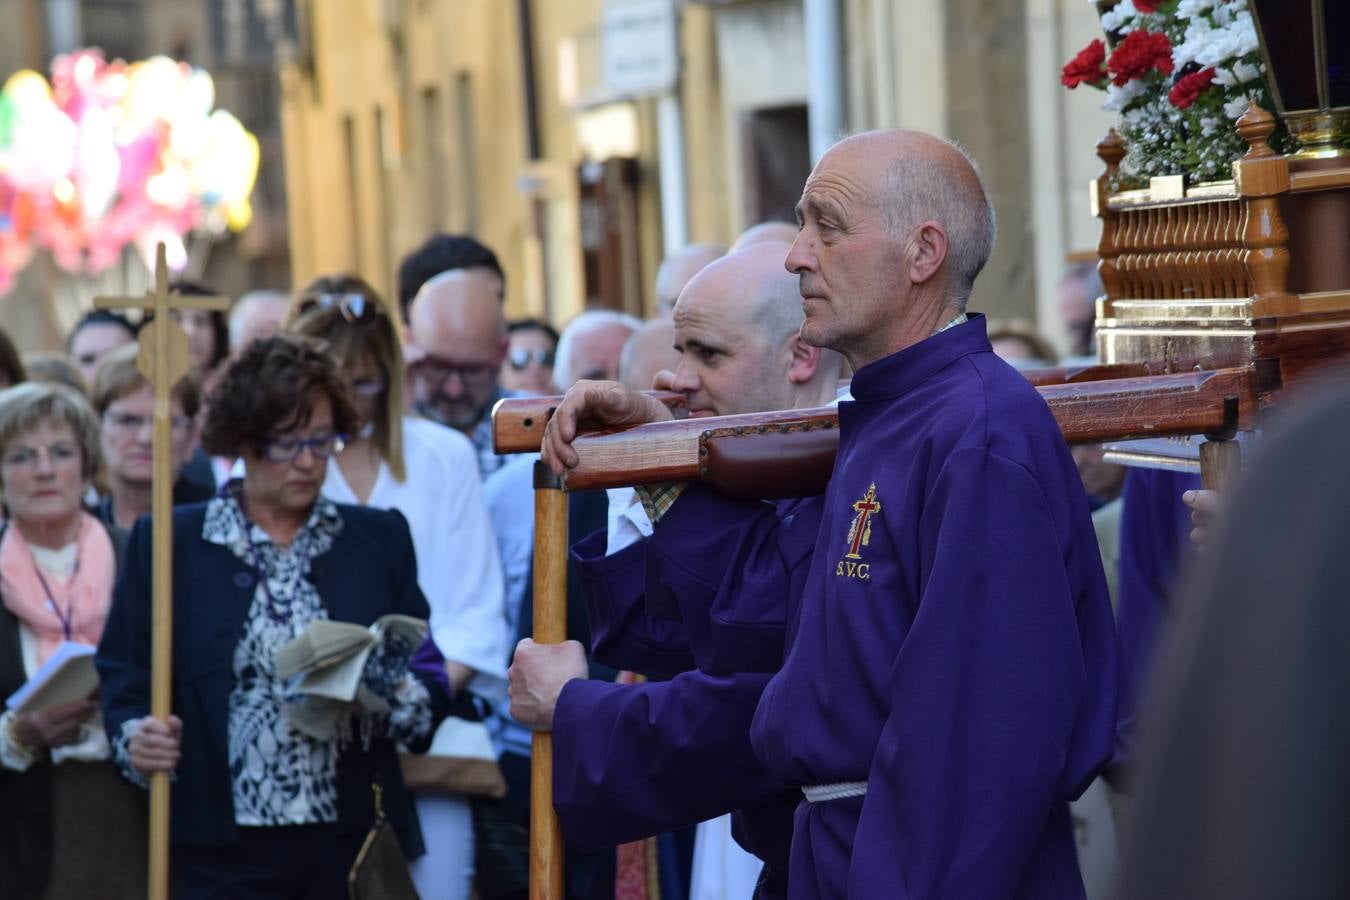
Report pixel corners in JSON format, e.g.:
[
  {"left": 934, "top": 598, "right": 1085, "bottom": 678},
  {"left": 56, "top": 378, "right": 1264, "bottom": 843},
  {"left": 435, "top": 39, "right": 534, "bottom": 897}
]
[{"left": 600, "top": 0, "right": 680, "bottom": 99}]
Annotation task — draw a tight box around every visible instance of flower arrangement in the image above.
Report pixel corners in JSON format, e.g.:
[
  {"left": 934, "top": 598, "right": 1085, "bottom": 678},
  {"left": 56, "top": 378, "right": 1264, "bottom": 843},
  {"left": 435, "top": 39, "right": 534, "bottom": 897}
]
[
  {"left": 1062, "top": 0, "right": 1284, "bottom": 185},
  {"left": 0, "top": 49, "right": 259, "bottom": 293}
]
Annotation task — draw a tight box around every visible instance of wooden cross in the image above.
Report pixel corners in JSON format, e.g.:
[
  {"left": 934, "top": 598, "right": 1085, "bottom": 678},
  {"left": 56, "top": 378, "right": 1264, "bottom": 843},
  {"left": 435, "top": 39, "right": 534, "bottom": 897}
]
[{"left": 94, "top": 243, "right": 230, "bottom": 900}]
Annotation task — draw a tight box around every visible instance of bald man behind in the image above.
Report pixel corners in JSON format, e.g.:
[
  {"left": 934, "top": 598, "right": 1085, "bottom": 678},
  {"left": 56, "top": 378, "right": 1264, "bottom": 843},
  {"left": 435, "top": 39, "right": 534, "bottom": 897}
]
[
  {"left": 652, "top": 242, "right": 726, "bottom": 318},
  {"left": 618, "top": 318, "right": 678, "bottom": 392},
  {"left": 730, "top": 220, "right": 799, "bottom": 252},
  {"left": 537, "top": 130, "right": 1117, "bottom": 898},
  {"left": 407, "top": 268, "right": 510, "bottom": 477},
  {"left": 509, "top": 243, "right": 844, "bottom": 895}
]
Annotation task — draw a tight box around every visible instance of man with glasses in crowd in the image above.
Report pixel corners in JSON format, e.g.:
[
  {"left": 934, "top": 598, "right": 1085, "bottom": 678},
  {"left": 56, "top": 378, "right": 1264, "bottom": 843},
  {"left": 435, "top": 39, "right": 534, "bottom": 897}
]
[{"left": 407, "top": 267, "right": 516, "bottom": 481}]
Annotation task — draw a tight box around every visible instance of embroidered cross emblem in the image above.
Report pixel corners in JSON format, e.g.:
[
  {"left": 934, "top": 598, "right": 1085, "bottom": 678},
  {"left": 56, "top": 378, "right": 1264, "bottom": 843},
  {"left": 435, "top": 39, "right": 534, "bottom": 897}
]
[{"left": 845, "top": 483, "right": 881, "bottom": 560}]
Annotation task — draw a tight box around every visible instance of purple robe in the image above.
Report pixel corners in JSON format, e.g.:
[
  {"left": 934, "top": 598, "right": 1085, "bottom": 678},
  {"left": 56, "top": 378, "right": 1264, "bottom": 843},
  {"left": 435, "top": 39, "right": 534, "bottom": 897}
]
[
  {"left": 1113, "top": 466, "right": 1200, "bottom": 765},
  {"left": 552, "top": 501, "right": 820, "bottom": 885},
  {"left": 660, "top": 317, "right": 1119, "bottom": 898}
]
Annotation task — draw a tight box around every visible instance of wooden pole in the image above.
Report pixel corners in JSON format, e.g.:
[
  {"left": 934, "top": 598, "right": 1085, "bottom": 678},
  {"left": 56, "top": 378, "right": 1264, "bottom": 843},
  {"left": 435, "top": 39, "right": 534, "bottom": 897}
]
[
  {"left": 530, "top": 461, "right": 567, "bottom": 900},
  {"left": 146, "top": 248, "right": 174, "bottom": 900},
  {"left": 94, "top": 244, "right": 229, "bottom": 900},
  {"left": 1200, "top": 438, "right": 1242, "bottom": 493}
]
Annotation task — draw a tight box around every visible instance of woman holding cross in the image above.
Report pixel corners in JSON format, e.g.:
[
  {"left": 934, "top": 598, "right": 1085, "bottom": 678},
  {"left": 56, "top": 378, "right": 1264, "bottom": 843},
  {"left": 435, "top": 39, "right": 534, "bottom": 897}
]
[{"left": 96, "top": 334, "right": 446, "bottom": 897}]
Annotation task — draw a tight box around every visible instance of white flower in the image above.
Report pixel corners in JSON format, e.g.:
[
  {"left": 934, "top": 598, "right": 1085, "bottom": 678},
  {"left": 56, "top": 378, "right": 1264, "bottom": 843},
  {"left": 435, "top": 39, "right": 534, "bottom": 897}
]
[
  {"left": 1177, "top": 0, "right": 1216, "bottom": 17},
  {"left": 1104, "top": 79, "right": 1148, "bottom": 112},
  {"left": 1224, "top": 93, "right": 1254, "bottom": 120},
  {"left": 1233, "top": 59, "right": 1262, "bottom": 84},
  {"left": 1101, "top": 0, "right": 1140, "bottom": 33}
]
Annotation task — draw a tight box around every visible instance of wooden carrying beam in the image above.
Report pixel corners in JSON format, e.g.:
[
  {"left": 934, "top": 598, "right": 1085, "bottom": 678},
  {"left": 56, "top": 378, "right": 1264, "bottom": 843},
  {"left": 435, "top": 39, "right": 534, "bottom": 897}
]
[
  {"left": 489, "top": 363, "right": 1155, "bottom": 455},
  {"left": 492, "top": 391, "right": 686, "bottom": 454},
  {"left": 558, "top": 368, "right": 1255, "bottom": 494}
]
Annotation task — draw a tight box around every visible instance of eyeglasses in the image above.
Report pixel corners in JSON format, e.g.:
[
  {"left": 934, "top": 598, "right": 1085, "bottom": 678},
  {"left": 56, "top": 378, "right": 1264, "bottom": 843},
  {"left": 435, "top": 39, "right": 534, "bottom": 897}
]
[
  {"left": 104, "top": 410, "right": 193, "bottom": 435},
  {"left": 261, "top": 432, "right": 346, "bottom": 463},
  {"left": 351, "top": 375, "right": 388, "bottom": 399},
  {"left": 298, "top": 293, "right": 383, "bottom": 323},
  {"left": 2, "top": 442, "right": 81, "bottom": 471},
  {"left": 413, "top": 355, "right": 497, "bottom": 390},
  {"left": 507, "top": 347, "right": 555, "bottom": 371}
]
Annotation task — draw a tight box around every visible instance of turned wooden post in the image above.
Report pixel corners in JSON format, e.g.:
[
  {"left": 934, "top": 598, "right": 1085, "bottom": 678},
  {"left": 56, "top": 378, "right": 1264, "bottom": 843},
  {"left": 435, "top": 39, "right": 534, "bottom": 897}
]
[
  {"left": 1094, "top": 129, "right": 1127, "bottom": 317},
  {"left": 1234, "top": 101, "right": 1296, "bottom": 316}
]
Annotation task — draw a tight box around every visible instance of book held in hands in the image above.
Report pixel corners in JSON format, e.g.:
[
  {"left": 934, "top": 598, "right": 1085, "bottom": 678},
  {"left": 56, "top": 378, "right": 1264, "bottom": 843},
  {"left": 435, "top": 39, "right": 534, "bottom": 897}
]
[{"left": 5, "top": 641, "right": 99, "bottom": 714}]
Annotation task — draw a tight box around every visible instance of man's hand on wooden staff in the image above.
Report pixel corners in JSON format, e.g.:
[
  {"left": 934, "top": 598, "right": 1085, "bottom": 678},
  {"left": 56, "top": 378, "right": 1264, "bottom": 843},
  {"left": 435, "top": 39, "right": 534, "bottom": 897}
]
[
  {"left": 507, "top": 639, "right": 587, "bottom": 731},
  {"left": 541, "top": 380, "right": 676, "bottom": 475},
  {"left": 128, "top": 715, "right": 183, "bottom": 776}
]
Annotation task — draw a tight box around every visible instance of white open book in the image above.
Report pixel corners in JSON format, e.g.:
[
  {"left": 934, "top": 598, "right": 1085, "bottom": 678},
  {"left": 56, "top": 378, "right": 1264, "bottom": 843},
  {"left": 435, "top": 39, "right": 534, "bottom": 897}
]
[
  {"left": 5, "top": 641, "right": 99, "bottom": 714},
  {"left": 276, "top": 614, "right": 427, "bottom": 704}
]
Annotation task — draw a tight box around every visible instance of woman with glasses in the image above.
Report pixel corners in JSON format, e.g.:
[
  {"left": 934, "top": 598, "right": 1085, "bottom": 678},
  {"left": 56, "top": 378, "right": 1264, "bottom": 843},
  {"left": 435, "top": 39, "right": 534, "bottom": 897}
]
[
  {"left": 0, "top": 382, "right": 147, "bottom": 898},
  {"left": 501, "top": 318, "right": 559, "bottom": 396},
  {"left": 89, "top": 344, "right": 202, "bottom": 533},
  {"left": 96, "top": 335, "right": 445, "bottom": 897},
  {"left": 289, "top": 275, "right": 507, "bottom": 900}
]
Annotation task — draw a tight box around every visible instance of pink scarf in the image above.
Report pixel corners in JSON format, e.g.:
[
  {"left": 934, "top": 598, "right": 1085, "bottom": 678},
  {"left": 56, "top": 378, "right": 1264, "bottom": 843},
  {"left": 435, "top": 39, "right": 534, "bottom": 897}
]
[{"left": 0, "top": 512, "right": 116, "bottom": 665}]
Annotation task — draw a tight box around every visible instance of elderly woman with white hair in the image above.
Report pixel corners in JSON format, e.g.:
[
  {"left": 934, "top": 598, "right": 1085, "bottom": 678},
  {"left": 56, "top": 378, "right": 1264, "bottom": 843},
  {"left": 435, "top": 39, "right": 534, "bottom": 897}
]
[{"left": 0, "top": 382, "right": 145, "bottom": 898}]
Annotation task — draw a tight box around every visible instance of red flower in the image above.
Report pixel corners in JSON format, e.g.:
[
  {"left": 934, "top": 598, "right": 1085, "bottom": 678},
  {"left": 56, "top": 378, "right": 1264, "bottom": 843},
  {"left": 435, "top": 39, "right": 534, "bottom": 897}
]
[
  {"left": 1106, "top": 30, "right": 1174, "bottom": 86},
  {"left": 1062, "top": 38, "right": 1108, "bottom": 89},
  {"left": 1133, "top": 0, "right": 1160, "bottom": 12},
  {"left": 1169, "top": 67, "right": 1218, "bottom": 109}
]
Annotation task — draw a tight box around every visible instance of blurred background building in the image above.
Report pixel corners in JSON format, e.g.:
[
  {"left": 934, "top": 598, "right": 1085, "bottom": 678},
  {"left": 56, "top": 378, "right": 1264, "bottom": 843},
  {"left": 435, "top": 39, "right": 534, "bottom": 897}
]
[{"left": 3, "top": 0, "right": 1118, "bottom": 356}]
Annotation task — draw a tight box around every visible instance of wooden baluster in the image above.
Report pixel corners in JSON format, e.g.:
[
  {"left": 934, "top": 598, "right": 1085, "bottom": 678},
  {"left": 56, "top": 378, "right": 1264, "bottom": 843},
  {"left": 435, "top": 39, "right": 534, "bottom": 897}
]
[
  {"left": 1122, "top": 211, "right": 1141, "bottom": 299},
  {"left": 1234, "top": 101, "right": 1295, "bottom": 315},
  {"left": 1182, "top": 204, "right": 1204, "bottom": 298},
  {"left": 1205, "top": 203, "right": 1224, "bottom": 299},
  {"left": 1139, "top": 207, "right": 1161, "bottom": 299},
  {"left": 1095, "top": 131, "right": 1127, "bottom": 310},
  {"left": 1161, "top": 206, "right": 1180, "bottom": 299}
]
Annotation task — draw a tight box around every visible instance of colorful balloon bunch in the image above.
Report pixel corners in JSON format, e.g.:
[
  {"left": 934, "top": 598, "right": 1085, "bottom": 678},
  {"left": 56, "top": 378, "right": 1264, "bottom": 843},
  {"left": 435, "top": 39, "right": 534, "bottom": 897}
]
[{"left": 0, "top": 49, "right": 259, "bottom": 293}]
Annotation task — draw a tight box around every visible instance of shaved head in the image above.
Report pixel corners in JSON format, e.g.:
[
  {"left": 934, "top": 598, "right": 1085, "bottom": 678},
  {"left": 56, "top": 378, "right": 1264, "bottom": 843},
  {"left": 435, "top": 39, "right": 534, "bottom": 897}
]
[
  {"left": 671, "top": 242, "right": 842, "bottom": 416},
  {"left": 619, "top": 319, "right": 678, "bottom": 391},
  {"left": 654, "top": 243, "right": 727, "bottom": 317},
  {"left": 787, "top": 129, "right": 997, "bottom": 368},
  {"left": 407, "top": 268, "right": 508, "bottom": 432},
  {"left": 841, "top": 130, "right": 996, "bottom": 304},
  {"left": 409, "top": 268, "right": 507, "bottom": 352},
  {"left": 731, "top": 221, "right": 799, "bottom": 252}
]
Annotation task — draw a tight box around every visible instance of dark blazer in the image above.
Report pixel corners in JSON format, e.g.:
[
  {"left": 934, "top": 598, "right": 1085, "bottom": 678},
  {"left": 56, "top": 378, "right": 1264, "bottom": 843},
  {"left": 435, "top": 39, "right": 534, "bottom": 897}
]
[
  {"left": 0, "top": 519, "right": 127, "bottom": 897},
  {"left": 95, "top": 502, "right": 442, "bottom": 856}
]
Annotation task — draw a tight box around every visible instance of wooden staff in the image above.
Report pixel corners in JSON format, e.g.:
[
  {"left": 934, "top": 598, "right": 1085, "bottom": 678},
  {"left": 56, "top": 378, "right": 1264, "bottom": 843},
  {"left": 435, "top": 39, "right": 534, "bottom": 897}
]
[
  {"left": 95, "top": 244, "right": 229, "bottom": 900},
  {"left": 530, "top": 461, "right": 567, "bottom": 899}
]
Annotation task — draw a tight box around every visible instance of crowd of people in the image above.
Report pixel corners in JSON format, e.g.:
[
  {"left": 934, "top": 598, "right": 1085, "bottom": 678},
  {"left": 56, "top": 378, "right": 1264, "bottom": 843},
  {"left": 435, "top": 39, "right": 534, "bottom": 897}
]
[{"left": 0, "top": 125, "right": 1325, "bottom": 900}]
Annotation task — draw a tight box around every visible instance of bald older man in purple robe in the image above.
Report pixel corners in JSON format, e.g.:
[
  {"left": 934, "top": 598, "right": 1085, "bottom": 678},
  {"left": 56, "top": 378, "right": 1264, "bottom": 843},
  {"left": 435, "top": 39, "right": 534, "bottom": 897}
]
[{"left": 537, "top": 130, "right": 1119, "bottom": 899}]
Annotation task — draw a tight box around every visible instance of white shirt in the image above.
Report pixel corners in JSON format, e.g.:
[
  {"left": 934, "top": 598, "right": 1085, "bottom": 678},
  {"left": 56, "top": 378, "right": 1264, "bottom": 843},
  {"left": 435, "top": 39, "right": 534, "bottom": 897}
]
[{"left": 322, "top": 417, "right": 508, "bottom": 704}]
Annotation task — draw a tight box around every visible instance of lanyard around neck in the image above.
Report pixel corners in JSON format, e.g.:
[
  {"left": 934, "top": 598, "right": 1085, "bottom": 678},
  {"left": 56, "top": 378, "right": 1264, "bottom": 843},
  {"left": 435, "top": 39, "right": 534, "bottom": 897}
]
[{"left": 32, "top": 550, "right": 79, "bottom": 642}]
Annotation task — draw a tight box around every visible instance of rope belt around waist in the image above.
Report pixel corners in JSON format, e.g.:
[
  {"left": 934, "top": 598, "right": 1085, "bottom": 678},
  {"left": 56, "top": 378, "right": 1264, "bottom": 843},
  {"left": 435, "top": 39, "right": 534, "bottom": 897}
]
[{"left": 802, "top": 781, "right": 868, "bottom": 803}]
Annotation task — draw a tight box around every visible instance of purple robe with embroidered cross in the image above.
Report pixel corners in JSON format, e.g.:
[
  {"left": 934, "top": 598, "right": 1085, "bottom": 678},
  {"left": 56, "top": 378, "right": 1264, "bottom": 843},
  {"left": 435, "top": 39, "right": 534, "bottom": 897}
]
[{"left": 649, "top": 316, "right": 1118, "bottom": 898}]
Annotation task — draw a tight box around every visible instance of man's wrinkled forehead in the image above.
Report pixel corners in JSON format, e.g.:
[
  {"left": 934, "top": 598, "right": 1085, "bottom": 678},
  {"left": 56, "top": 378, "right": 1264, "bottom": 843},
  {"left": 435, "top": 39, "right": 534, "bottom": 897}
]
[{"left": 796, "top": 157, "right": 877, "bottom": 223}]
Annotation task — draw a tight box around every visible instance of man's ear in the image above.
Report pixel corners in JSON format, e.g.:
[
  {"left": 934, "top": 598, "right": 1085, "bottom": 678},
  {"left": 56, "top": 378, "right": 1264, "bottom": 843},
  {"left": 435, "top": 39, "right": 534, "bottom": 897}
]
[
  {"left": 786, "top": 334, "right": 822, "bottom": 385},
  {"left": 907, "top": 221, "right": 949, "bottom": 285},
  {"left": 494, "top": 336, "right": 510, "bottom": 368}
]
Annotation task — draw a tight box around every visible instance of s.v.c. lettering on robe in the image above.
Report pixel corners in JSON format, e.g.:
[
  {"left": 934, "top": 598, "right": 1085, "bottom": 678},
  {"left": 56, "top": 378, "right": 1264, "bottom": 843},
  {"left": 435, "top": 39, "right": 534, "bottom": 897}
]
[{"left": 837, "top": 482, "right": 881, "bottom": 580}]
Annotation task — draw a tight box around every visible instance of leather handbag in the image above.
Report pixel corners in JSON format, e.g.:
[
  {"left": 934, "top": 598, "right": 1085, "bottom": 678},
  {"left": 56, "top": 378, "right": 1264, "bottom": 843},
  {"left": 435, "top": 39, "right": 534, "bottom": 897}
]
[{"left": 348, "top": 783, "right": 420, "bottom": 900}]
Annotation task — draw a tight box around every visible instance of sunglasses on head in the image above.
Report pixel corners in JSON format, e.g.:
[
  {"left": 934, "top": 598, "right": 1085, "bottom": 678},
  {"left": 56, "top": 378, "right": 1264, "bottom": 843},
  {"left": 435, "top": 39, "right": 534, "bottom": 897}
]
[
  {"left": 508, "top": 347, "right": 555, "bottom": 371},
  {"left": 299, "top": 293, "right": 383, "bottom": 323}
]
